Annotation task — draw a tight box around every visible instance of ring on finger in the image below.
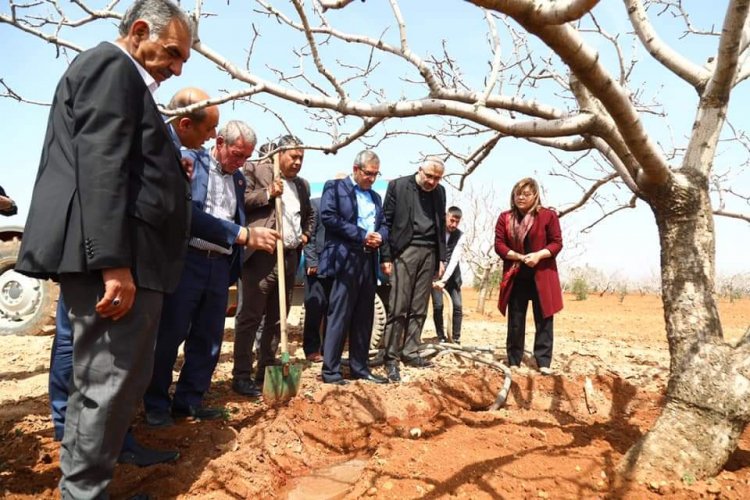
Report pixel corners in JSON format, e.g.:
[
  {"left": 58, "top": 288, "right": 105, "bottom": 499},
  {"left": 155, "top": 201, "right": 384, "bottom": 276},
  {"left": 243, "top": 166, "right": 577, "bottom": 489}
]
[{"left": 112, "top": 298, "right": 122, "bottom": 306}]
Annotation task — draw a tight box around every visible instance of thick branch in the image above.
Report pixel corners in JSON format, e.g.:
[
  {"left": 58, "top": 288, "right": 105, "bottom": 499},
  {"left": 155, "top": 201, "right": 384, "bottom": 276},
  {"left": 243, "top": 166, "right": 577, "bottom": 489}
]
[
  {"left": 624, "top": 0, "right": 711, "bottom": 90},
  {"left": 713, "top": 209, "right": 750, "bottom": 223},
  {"left": 475, "top": 0, "right": 600, "bottom": 25},
  {"left": 558, "top": 172, "right": 618, "bottom": 217}
]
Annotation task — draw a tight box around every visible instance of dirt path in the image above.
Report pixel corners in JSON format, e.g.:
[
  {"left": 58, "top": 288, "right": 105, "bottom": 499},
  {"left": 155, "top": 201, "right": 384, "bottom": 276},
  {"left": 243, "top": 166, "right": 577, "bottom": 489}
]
[{"left": 0, "top": 292, "right": 748, "bottom": 499}]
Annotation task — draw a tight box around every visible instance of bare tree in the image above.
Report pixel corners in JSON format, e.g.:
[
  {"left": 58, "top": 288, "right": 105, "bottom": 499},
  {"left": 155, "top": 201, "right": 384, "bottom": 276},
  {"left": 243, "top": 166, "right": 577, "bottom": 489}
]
[{"left": 2, "top": 0, "right": 750, "bottom": 482}]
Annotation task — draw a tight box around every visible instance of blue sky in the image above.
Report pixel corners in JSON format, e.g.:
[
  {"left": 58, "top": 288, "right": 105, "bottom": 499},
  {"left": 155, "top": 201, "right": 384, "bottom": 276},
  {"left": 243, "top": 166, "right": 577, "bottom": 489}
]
[{"left": 0, "top": 0, "right": 746, "bottom": 282}]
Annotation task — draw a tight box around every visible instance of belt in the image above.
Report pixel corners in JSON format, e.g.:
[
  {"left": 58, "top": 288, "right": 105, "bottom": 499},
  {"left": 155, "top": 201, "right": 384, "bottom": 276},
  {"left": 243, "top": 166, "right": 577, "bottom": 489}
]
[{"left": 188, "top": 246, "right": 231, "bottom": 260}]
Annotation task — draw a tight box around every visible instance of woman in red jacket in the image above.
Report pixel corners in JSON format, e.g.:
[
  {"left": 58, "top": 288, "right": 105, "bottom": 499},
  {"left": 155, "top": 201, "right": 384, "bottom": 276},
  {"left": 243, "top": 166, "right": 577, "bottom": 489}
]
[{"left": 495, "top": 178, "right": 563, "bottom": 374}]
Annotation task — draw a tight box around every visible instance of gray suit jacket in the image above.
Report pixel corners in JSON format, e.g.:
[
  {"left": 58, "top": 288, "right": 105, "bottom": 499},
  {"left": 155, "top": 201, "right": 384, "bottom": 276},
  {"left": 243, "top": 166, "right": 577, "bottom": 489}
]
[{"left": 16, "top": 42, "right": 191, "bottom": 293}]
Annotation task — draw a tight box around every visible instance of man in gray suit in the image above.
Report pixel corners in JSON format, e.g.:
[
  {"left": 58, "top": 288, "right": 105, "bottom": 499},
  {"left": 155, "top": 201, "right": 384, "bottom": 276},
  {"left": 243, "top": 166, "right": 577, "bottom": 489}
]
[{"left": 15, "top": 1, "right": 193, "bottom": 497}]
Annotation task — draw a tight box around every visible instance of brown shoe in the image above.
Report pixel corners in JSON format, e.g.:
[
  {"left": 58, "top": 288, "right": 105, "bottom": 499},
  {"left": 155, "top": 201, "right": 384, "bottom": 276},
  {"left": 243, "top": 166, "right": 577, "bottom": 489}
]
[{"left": 306, "top": 352, "right": 323, "bottom": 363}]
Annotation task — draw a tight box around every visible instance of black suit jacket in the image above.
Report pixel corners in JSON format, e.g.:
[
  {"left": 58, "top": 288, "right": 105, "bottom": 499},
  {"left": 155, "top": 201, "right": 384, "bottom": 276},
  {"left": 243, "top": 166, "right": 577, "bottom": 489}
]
[
  {"left": 16, "top": 42, "right": 191, "bottom": 293},
  {"left": 303, "top": 197, "right": 326, "bottom": 269},
  {"left": 381, "top": 174, "right": 447, "bottom": 267}
]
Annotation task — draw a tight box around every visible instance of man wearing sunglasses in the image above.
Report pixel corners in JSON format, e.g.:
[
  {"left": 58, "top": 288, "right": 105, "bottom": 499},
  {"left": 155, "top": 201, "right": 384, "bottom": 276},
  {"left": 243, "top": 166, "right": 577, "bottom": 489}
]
[{"left": 380, "top": 157, "right": 447, "bottom": 382}]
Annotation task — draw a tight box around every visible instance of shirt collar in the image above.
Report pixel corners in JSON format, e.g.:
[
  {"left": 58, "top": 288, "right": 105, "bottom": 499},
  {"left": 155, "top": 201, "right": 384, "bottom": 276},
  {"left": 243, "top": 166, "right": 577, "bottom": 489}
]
[
  {"left": 209, "top": 148, "right": 233, "bottom": 177},
  {"left": 111, "top": 41, "right": 159, "bottom": 96},
  {"left": 349, "top": 175, "right": 368, "bottom": 192}
]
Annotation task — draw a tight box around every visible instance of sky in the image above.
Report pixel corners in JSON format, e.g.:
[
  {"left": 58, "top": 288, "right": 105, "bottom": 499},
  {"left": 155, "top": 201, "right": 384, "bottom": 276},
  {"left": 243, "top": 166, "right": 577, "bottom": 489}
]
[{"left": 0, "top": 0, "right": 746, "bottom": 283}]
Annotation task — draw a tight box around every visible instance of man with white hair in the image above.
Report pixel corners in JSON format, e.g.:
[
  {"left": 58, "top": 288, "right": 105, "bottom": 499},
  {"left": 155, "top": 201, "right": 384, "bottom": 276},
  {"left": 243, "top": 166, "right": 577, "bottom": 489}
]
[
  {"left": 145, "top": 120, "right": 278, "bottom": 427},
  {"left": 15, "top": 1, "right": 194, "bottom": 497},
  {"left": 380, "top": 157, "right": 447, "bottom": 382}
]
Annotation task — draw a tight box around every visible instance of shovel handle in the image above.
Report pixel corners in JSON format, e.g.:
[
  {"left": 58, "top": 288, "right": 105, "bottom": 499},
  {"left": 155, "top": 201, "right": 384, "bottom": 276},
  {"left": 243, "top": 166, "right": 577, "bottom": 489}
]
[{"left": 273, "top": 153, "right": 289, "bottom": 355}]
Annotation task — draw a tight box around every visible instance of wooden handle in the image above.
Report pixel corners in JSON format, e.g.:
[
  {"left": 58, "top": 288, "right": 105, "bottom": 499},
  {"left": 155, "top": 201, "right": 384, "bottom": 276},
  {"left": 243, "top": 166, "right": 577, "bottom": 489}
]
[{"left": 273, "top": 153, "right": 288, "bottom": 355}]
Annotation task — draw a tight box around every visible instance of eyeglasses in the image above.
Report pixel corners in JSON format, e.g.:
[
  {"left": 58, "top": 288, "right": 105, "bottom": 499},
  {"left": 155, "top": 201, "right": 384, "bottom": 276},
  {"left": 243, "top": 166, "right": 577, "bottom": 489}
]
[
  {"left": 420, "top": 168, "right": 443, "bottom": 182},
  {"left": 357, "top": 167, "right": 381, "bottom": 178}
]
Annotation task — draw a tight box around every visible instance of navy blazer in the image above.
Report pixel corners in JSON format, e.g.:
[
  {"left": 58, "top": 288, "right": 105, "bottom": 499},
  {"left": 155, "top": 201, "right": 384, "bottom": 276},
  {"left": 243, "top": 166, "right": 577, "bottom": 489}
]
[
  {"left": 317, "top": 177, "right": 388, "bottom": 279},
  {"left": 184, "top": 148, "right": 246, "bottom": 285}
]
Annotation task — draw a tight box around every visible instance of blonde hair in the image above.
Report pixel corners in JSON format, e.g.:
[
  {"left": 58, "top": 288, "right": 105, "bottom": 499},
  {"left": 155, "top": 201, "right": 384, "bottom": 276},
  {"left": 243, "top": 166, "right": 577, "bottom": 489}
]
[{"left": 509, "top": 177, "right": 542, "bottom": 217}]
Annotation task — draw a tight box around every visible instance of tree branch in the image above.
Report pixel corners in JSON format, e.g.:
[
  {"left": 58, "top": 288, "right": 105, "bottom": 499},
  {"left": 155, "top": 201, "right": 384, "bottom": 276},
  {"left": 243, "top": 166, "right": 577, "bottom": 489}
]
[{"left": 624, "top": 0, "right": 711, "bottom": 90}]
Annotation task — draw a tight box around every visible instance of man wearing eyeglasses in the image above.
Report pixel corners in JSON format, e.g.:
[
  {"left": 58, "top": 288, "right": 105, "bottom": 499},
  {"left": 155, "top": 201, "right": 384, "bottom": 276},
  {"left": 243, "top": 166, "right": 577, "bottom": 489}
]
[
  {"left": 380, "top": 157, "right": 447, "bottom": 382},
  {"left": 316, "top": 151, "right": 390, "bottom": 384}
]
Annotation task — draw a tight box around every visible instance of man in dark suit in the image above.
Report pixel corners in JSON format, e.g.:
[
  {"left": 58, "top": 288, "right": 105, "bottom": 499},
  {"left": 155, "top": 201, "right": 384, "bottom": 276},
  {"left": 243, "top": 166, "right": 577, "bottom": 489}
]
[
  {"left": 431, "top": 206, "right": 464, "bottom": 344},
  {"left": 14, "top": 1, "right": 193, "bottom": 497},
  {"left": 301, "top": 197, "right": 330, "bottom": 362},
  {"left": 318, "top": 151, "right": 389, "bottom": 384},
  {"left": 380, "top": 157, "right": 447, "bottom": 382},
  {"left": 232, "top": 135, "right": 315, "bottom": 394},
  {"left": 144, "top": 119, "right": 279, "bottom": 426}
]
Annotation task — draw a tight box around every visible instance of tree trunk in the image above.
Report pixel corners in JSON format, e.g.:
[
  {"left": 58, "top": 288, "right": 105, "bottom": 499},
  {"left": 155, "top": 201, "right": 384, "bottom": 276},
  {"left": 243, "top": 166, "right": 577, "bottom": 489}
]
[
  {"left": 476, "top": 265, "right": 491, "bottom": 315},
  {"left": 620, "top": 171, "right": 750, "bottom": 480}
]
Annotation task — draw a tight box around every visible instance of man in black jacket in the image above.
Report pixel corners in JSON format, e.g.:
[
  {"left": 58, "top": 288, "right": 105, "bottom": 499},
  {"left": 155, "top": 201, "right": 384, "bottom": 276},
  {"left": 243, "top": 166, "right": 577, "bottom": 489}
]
[
  {"left": 380, "top": 157, "right": 447, "bottom": 382},
  {"left": 15, "top": 1, "right": 193, "bottom": 497}
]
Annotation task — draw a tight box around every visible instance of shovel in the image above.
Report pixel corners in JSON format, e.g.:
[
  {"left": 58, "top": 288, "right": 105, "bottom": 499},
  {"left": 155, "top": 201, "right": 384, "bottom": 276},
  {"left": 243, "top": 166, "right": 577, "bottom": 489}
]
[{"left": 262, "top": 151, "right": 302, "bottom": 403}]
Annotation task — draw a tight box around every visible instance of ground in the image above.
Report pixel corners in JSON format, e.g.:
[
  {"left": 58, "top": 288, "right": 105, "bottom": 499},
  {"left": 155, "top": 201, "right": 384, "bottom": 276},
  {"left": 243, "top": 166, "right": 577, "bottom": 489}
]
[{"left": 0, "top": 290, "right": 749, "bottom": 499}]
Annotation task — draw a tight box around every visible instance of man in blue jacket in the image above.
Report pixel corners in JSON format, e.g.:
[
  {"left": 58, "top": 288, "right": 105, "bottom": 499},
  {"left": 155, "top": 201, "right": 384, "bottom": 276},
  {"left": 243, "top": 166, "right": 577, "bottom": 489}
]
[
  {"left": 144, "top": 119, "right": 278, "bottom": 427},
  {"left": 318, "top": 150, "right": 389, "bottom": 384}
]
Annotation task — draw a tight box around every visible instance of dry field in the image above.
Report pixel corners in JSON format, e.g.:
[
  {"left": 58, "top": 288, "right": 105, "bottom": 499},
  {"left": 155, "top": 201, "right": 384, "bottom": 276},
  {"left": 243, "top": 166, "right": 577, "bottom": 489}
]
[{"left": 0, "top": 290, "right": 748, "bottom": 499}]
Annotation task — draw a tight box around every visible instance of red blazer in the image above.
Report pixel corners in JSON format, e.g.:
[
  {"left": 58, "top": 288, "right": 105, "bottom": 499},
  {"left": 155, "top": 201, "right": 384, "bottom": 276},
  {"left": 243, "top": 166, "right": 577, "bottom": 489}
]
[{"left": 494, "top": 207, "right": 563, "bottom": 318}]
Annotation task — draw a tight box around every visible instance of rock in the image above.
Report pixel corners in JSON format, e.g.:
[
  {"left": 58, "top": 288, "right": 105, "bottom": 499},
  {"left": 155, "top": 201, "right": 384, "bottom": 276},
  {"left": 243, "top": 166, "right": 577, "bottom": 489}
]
[
  {"left": 366, "top": 487, "right": 378, "bottom": 496},
  {"left": 705, "top": 480, "right": 721, "bottom": 494},
  {"left": 537, "top": 490, "right": 549, "bottom": 498},
  {"left": 409, "top": 427, "right": 422, "bottom": 438},
  {"left": 382, "top": 481, "right": 394, "bottom": 491}
]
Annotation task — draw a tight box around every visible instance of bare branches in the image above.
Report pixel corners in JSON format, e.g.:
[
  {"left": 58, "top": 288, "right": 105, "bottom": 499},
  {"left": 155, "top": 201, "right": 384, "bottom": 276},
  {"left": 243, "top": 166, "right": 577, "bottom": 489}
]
[
  {"left": 0, "top": 78, "right": 50, "bottom": 106},
  {"left": 474, "top": 0, "right": 600, "bottom": 25},
  {"left": 558, "top": 172, "right": 619, "bottom": 217},
  {"left": 713, "top": 209, "right": 750, "bottom": 223},
  {"left": 625, "top": 0, "right": 711, "bottom": 90}
]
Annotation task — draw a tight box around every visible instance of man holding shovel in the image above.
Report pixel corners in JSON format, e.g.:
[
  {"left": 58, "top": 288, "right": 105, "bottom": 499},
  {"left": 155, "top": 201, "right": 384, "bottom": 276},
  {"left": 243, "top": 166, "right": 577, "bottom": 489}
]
[{"left": 232, "top": 135, "right": 314, "bottom": 396}]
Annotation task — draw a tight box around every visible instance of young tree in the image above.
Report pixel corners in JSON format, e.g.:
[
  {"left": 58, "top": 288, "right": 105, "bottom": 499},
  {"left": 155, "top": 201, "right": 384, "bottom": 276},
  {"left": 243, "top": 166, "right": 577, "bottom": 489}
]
[{"left": 2, "top": 0, "right": 749, "bottom": 482}]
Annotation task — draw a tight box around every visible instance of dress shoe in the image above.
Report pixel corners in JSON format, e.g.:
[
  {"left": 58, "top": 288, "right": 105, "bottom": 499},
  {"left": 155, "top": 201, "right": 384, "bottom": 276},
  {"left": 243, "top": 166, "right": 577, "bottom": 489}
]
[
  {"left": 353, "top": 373, "right": 389, "bottom": 384},
  {"left": 386, "top": 363, "right": 401, "bottom": 382},
  {"left": 232, "top": 378, "right": 262, "bottom": 397},
  {"left": 306, "top": 352, "right": 323, "bottom": 363},
  {"left": 402, "top": 357, "right": 433, "bottom": 368},
  {"left": 145, "top": 410, "right": 174, "bottom": 428},
  {"left": 323, "top": 378, "right": 349, "bottom": 386},
  {"left": 118, "top": 439, "right": 179, "bottom": 467},
  {"left": 172, "top": 405, "right": 225, "bottom": 421}
]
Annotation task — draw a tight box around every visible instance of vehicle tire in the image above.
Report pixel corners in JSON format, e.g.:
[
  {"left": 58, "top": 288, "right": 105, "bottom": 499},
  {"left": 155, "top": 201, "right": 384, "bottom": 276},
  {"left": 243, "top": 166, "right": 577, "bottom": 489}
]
[
  {"left": 369, "top": 293, "right": 387, "bottom": 350},
  {"left": 0, "top": 239, "right": 58, "bottom": 336}
]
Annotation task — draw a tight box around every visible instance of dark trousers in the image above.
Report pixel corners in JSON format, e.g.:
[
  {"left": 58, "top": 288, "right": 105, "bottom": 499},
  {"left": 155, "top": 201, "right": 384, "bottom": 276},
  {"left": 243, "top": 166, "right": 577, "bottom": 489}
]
[
  {"left": 383, "top": 245, "right": 436, "bottom": 364},
  {"left": 322, "top": 251, "right": 376, "bottom": 381},
  {"left": 506, "top": 277, "right": 554, "bottom": 368},
  {"left": 431, "top": 282, "right": 462, "bottom": 342},
  {"left": 302, "top": 274, "right": 332, "bottom": 356},
  {"left": 233, "top": 249, "right": 297, "bottom": 382},
  {"left": 59, "top": 273, "right": 163, "bottom": 500},
  {"left": 144, "top": 250, "right": 231, "bottom": 413}
]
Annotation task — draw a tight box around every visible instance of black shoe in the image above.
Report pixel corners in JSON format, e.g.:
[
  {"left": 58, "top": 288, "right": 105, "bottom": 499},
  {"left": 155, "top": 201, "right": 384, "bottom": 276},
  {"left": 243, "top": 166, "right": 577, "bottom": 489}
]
[
  {"left": 386, "top": 363, "right": 401, "bottom": 382},
  {"left": 403, "top": 357, "right": 433, "bottom": 368},
  {"left": 232, "top": 378, "right": 262, "bottom": 397},
  {"left": 118, "top": 440, "right": 179, "bottom": 467},
  {"left": 145, "top": 410, "right": 174, "bottom": 428},
  {"left": 127, "top": 494, "right": 151, "bottom": 500},
  {"left": 323, "top": 378, "right": 349, "bottom": 386},
  {"left": 353, "top": 373, "right": 389, "bottom": 384},
  {"left": 172, "top": 405, "right": 225, "bottom": 421}
]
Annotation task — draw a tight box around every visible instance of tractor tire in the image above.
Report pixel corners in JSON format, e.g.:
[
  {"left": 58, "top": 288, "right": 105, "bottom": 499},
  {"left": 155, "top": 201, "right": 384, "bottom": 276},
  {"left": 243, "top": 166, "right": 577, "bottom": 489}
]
[
  {"left": 369, "top": 293, "right": 387, "bottom": 350},
  {"left": 0, "top": 239, "right": 58, "bottom": 336}
]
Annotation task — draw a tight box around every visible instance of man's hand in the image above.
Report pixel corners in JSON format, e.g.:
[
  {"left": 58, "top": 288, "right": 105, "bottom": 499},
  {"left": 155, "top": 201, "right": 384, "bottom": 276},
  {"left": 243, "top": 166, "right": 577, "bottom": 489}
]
[
  {"left": 364, "top": 231, "right": 382, "bottom": 248},
  {"left": 180, "top": 157, "right": 194, "bottom": 179},
  {"left": 267, "top": 178, "right": 284, "bottom": 199},
  {"left": 301, "top": 234, "right": 309, "bottom": 246},
  {"left": 0, "top": 195, "right": 13, "bottom": 211},
  {"left": 307, "top": 266, "right": 318, "bottom": 276},
  {"left": 435, "top": 261, "right": 446, "bottom": 280},
  {"left": 96, "top": 267, "right": 136, "bottom": 321},
  {"left": 247, "top": 227, "right": 280, "bottom": 253},
  {"left": 433, "top": 280, "right": 445, "bottom": 291},
  {"left": 381, "top": 262, "right": 392, "bottom": 276}
]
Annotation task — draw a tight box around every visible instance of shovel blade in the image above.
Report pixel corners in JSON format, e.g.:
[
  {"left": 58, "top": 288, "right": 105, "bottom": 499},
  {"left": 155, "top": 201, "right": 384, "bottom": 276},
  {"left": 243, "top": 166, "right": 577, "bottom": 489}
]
[{"left": 262, "top": 362, "right": 302, "bottom": 403}]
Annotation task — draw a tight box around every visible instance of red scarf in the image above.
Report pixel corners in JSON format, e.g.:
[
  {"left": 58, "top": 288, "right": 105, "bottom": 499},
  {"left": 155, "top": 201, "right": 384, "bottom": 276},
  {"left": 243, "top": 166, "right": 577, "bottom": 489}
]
[{"left": 498, "top": 211, "right": 535, "bottom": 314}]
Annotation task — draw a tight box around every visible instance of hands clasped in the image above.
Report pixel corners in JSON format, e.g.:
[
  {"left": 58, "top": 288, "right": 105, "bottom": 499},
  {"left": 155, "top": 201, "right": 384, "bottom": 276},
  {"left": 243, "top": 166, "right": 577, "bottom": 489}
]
[{"left": 364, "top": 231, "right": 382, "bottom": 250}]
